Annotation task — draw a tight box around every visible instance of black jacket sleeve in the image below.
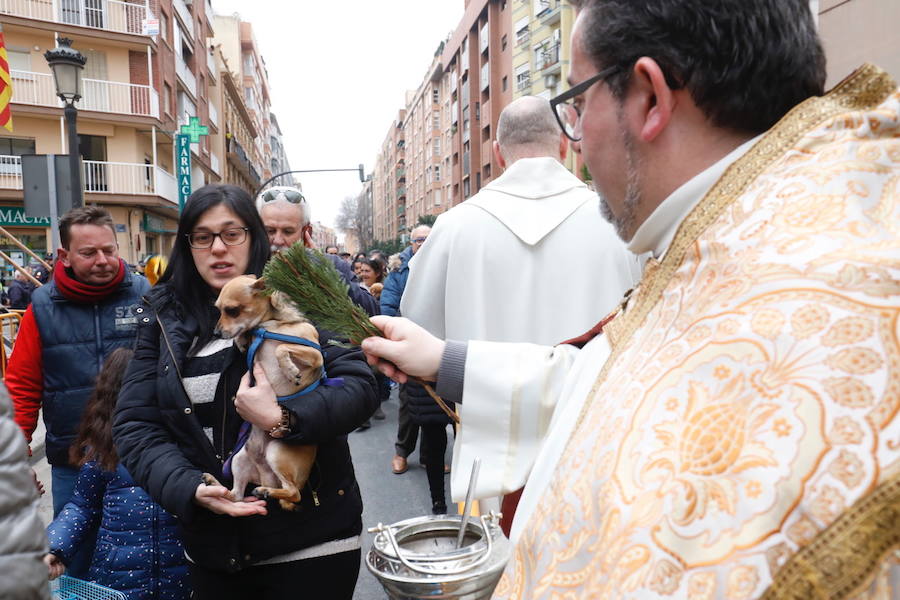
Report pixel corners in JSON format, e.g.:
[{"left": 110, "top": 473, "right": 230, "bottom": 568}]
[
  {"left": 280, "top": 331, "right": 378, "bottom": 444},
  {"left": 112, "top": 316, "right": 203, "bottom": 523}
]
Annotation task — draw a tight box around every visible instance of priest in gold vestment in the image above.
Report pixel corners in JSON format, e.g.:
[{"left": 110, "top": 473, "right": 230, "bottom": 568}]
[{"left": 363, "top": 1, "right": 900, "bottom": 597}]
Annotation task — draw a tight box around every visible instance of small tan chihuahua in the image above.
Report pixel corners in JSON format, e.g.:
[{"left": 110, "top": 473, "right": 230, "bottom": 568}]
[{"left": 203, "top": 274, "right": 323, "bottom": 511}]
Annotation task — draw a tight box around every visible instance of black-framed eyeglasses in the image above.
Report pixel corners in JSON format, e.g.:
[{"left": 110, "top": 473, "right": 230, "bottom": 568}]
[
  {"left": 258, "top": 188, "right": 306, "bottom": 205},
  {"left": 186, "top": 227, "right": 249, "bottom": 249},
  {"left": 549, "top": 65, "right": 621, "bottom": 142}
]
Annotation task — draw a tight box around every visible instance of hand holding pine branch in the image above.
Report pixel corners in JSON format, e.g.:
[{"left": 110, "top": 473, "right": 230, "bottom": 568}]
[{"left": 263, "top": 246, "right": 459, "bottom": 423}]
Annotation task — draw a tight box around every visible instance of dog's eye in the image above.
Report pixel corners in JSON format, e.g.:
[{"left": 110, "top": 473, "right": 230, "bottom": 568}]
[{"left": 224, "top": 307, "right": 241, "bottom": 318}]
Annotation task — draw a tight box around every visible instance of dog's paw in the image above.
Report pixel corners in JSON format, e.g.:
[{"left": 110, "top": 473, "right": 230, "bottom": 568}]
[
  {"left": 201, "top": 473, "right": 222, "bottom": 487},
  {"left": 279, "top": 499, "right": 301, "bottom": 511},
  {"left": 252, "top": 486, "right": 270, "bottom": 500}
]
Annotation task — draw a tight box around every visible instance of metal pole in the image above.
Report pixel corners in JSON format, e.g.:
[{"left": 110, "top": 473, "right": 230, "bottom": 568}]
[
  {"left": 0, "top": 226, "right": 52, "bottom": 271},
  {"left": 254, "top": 168, "right": 364, "bottom": 199},
  {"left": 0, "top": 250, "right": 42, "bottom": 287},
  {"left": 64, "top": 102, "right": 82, "bottom": 208}
]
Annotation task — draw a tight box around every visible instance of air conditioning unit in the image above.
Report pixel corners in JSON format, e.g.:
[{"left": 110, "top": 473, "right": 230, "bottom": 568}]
[{"left": 544, "top": 73, "right": 559, "bottom": 89}]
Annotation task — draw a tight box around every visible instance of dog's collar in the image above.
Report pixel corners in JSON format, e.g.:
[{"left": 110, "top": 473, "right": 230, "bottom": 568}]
[{"left": 246, "top": 327, "right": 329, "bottom": 401}]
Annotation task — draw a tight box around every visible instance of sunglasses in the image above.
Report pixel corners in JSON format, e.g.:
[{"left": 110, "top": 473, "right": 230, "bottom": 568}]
[{"left": 259, "top": 188, "right": 306, "bottom": 205}]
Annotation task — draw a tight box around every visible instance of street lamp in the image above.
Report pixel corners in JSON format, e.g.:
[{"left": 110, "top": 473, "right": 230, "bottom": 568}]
[
  {"left": 254, "top": 165, "right": 366, "bottom": 200},
  {"left": 45, "top": 37, "right": 86, "bottom": 208}
]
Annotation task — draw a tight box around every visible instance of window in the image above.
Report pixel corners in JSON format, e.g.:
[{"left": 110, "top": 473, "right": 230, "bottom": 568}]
[
  {"left": 6, "top": 49, "right": 30, "bottom": 71},
  {"left": 502, "top": 76, "right": 508, "bottom": 92},
  {"left": 432, "top": 113, "right": 440, "bottom": 128},
  {"left": 434, "top": 165, "right": 441, "bottom": 182},
  {"left": 160, "top": 13, "right": 169, "bottom": 42},
  {"left": 432, "top": 88, "right": 439, "bottom": 103},
  {"left": 0, "top": 137, "right": 35, "bottom": 156},
  {"left": 515, "top": 63, "right": 531, "bottom": 92},
  {"left": 433, "top": 138, "right": 440, "bottom": 155},
  {"left": 501, "top": 34, "right": 507, "bottom": 51},
  {"left": 163, "top": 83, "right": 172, "bottom": 115}
]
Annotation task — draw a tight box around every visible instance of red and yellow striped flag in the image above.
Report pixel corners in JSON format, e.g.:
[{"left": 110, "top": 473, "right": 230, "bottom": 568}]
[{"left": 0, "top": 24, "right": 13, "bottom": 132}]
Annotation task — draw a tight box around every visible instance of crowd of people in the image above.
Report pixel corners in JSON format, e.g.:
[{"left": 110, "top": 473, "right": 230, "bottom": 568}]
[{"left": 3, "top": 1, "right": 899, "bottom": 599}]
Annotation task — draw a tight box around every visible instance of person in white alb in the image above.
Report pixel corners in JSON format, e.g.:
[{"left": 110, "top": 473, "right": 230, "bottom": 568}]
[{"left": 399, "top": 95, "right": 640, "bottom": 513}]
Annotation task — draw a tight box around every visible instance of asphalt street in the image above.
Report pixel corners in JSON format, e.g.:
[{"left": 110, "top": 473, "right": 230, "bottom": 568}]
[
  {"left": 31, "top": 385, "right": 455, "bottom": 600},
  {"left": 350, "top": 385, "right": 456, "bottom": 599}
]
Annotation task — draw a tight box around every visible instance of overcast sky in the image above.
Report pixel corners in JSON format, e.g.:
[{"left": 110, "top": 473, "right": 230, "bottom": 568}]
[{"left": 210, "top": 0, "right": 464, "bottom": 231}]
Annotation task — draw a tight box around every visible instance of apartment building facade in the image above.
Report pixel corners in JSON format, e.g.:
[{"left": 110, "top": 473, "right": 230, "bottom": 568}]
[
  {"left": 370, "top": 0, "right": 512, "bottom": 242},
  {"left": 0, "top": 0, "right": 226, "bottom": 268}
]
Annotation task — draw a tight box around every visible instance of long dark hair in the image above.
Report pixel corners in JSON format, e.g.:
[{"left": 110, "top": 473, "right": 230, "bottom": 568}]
[
  {"left": 70, "top": 347, "right": 133, "bottom": 471},
  {"left": 156, "top": 184, "right": 270, "bottom": 341}
]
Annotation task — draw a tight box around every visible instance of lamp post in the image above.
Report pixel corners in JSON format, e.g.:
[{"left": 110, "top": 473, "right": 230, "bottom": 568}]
[{"left": 45, "top": 37, "right": 86, "bottom": 208}]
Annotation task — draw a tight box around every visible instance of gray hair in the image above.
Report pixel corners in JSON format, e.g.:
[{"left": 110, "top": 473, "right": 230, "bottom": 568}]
[{"left": 496, "top": 96, "right": 561, "bottom": 162}]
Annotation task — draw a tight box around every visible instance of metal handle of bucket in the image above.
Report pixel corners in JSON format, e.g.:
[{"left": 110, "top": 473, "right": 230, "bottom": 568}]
[{"left": 382, "top": 514, "right": 496, "bottom": 576}]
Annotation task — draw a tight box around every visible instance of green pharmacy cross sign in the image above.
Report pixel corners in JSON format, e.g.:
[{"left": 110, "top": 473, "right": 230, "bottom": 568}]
[{"left": 176, "top": 117, "right": 210, "bottom": 212}]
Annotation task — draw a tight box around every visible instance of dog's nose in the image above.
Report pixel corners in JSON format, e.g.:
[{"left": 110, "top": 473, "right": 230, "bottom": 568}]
[{"left": 213, "top": 327, "right": 223, "bottom": 339}]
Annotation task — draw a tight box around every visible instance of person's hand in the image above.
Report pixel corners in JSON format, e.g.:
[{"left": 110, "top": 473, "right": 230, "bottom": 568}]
[
  {"left": 361, "top": 316, "right": 445, "bottom": 383},
  {"left": 194, "top": 483, "right": 267, "bottom": 517},
  {"left": 235, "top": 364, "right": 282, "bottom": 430},
  {"left": 44, "top": 553, "right": 65, "bottom": 580},
  {"left": 32, "top": 468, "right": 45, "bottom": 496}
]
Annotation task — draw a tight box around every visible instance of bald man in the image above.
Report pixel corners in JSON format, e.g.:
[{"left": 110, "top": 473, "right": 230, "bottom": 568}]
[{"left": 400, "top": 95, "right": 641, "bottom": 512}]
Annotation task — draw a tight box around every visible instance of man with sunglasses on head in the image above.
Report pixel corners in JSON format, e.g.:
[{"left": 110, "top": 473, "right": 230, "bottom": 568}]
[
  {"left": 256, "top": 186, "right": 377, "bottom": 316},
  {"left": 362, "top": 0, "right": 900, "bottom": 597}
]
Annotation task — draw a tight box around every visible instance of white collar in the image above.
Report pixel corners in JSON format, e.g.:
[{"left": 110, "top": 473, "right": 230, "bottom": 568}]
[{"left": 628, "top": 134, "right": 762, "bottom": 258}]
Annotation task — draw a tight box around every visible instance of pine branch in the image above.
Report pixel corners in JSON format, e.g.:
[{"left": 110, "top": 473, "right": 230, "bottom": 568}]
[
  {"left": 263, "top": 246, "right": 459, "bottom": 424},
  {"left": 263, "top": 246, "right": 381, "bottom": 344}
]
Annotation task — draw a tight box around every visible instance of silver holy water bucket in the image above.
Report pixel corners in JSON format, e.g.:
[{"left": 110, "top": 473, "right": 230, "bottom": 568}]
[{"left": 366, "top": 511, "right": 511, "bottom": 600}]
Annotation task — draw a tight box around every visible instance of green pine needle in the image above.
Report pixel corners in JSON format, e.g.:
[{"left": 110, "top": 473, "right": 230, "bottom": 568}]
[{"left": 262, "top": 245, "right": 382, "bottom": 344}]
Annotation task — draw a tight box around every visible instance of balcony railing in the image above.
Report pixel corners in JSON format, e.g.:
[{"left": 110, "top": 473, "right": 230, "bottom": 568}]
[
  {"left": 539, "top": 43, "right": 561, "bottom": 71},
  {"left": 0, "top": 0, "right": 152, "bottom": 36},
  {"left": 175, "top": 55, "right": 198, "bottom": 98},
  {"left": 11, "top": 70, "right": 158, "bottom": 117},
  {"left": 173, "top": 0, "right": 192, "bottom": 36},
  {"left": 0, "top": 155, "right": 177, "bottom": 203},
  {"left": 207, "top": 100, "right": 218, "bottom": 129},
  {"left": 206, "top": 49, "right": 217, "bottom": 79}
]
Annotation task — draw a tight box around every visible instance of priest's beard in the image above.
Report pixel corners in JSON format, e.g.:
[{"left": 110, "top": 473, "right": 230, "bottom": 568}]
[{"left": 598, "top": 114, "right": 642, "bottom": 242}]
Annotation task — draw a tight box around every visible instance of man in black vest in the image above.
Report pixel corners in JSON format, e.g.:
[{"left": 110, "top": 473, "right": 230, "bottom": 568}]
[{"left": 7, "top": 206, "right": 149, "bottom": 577}]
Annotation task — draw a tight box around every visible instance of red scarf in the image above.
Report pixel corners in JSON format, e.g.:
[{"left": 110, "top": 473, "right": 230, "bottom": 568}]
[{"left": 53, "top": 258, "right": 127, "bottom": 303}]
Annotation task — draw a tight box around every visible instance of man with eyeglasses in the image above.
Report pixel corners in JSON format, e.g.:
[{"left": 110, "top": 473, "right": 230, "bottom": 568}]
[
  {"left": 256, "top": 186, "right": 377, "bottom": 316},
  {"left": 7, "top": 206, "right": 149, "bottom": 578},
  {"left": 361, "top": 0, "right": 900, "bottom": 597}
]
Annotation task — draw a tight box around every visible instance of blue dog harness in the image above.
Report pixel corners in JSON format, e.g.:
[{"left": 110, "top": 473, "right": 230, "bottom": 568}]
[{"left": 222, "top": 327, "right": 343, "bottom": 479}]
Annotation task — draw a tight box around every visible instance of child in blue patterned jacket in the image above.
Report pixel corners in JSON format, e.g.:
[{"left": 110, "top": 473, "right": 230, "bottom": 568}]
[{"left": 44, "top": 348, "right": 189, "bottom": 600}]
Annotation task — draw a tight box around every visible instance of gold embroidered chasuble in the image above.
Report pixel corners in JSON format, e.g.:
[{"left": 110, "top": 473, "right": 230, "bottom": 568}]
[{"left": 494, "top": 65, "right": 900, "bottom": 599}]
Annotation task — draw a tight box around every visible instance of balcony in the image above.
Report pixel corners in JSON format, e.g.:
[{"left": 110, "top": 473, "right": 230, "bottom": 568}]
[
  {"left": 539, "top": 43, "right": 561, "bottom": 75},
  {"left": 396, "top": 187, "right": 407, "bottom": 200},
  {"left": 173, "top": 0, "right": 193, "bottom": 37},
  {"left": 0, "top": 0, "right": 153, "bottom": 37},
  {"left": 207, "top": 100, "right": 219, "bottom": 130},
  {"left": 516, "top": 77, "right": 532, "bottom": 94},
  {"left": 175, "top": 55, "right": 198, "bottom": 98},
  {"left": 0, "top": 155, "right": 177, "bottom": 203},
  {"left": 207, "top": 49, "right": 217, "bottom": 80},
  {"left": 516, "top": 29, "right": 530, "bottom": 47},
  {"left": 397, "top": 204, "right": 405, "bottom": 216},
  {"left": 11, "top": 70, "right": 159, "bottom": 118},
  {"left": 538, "top": 0, "right": 561, "bottom": 25},
  {"left": 395, "top": 167, "right": 406, "bottom": 181}
]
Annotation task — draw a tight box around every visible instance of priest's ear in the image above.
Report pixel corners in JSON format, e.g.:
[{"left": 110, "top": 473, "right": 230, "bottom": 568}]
[
  {"left": 630, "top": 57, "right": 677, "bottom": 143},
  {"left": 492, "top": 140, "right": 507, "bottom": 170},
  {"left": 558, "top": 131, "right": 569, "bottom": 162}
]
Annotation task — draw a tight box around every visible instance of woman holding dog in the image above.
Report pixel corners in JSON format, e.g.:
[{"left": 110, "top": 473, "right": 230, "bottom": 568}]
[{"left": 114, "top": 184, "right": 378, "bottom": 599}]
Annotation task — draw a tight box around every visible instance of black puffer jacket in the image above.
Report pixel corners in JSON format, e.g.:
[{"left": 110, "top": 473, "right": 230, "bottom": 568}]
[
  {"left": 112, "top": 285, "right": 378, "bottom": 572},
  {"left": 405, "top": 381, "right": 456, "bottom": 426}
]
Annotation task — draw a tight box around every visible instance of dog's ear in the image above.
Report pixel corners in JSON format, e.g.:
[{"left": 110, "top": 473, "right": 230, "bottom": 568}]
[
  {"left": 269, "top": 290, "right": 305, "bottom": 320},
  {"left": 285, "top": 345, "right": 324, "bottom": 371},
  {"left": 250, "top": 277, "right": 267, "bottom": 292}
]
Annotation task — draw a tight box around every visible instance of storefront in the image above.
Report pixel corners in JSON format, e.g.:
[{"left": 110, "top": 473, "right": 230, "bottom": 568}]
[{"left": 0, "top": 206, "right": 50, "bottom": 286}]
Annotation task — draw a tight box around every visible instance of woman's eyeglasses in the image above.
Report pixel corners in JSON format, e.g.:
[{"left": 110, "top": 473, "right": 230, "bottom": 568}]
[{"left": 187, "top": 227, "right": 249, "bottom": 249}]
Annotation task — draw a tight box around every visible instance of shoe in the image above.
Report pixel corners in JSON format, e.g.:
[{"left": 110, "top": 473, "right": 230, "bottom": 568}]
[
  {"left": 373, "top": 406, "right": 386, "bottom": 420},
  {"left": 432, "top": 500, "right": 448, "bottom": 515},
  {"left": 356, "top": 420, "right": 371, "bottom": 431},
  {"left": 392, "top": 455, "right": 408, "bottom": 474}
]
